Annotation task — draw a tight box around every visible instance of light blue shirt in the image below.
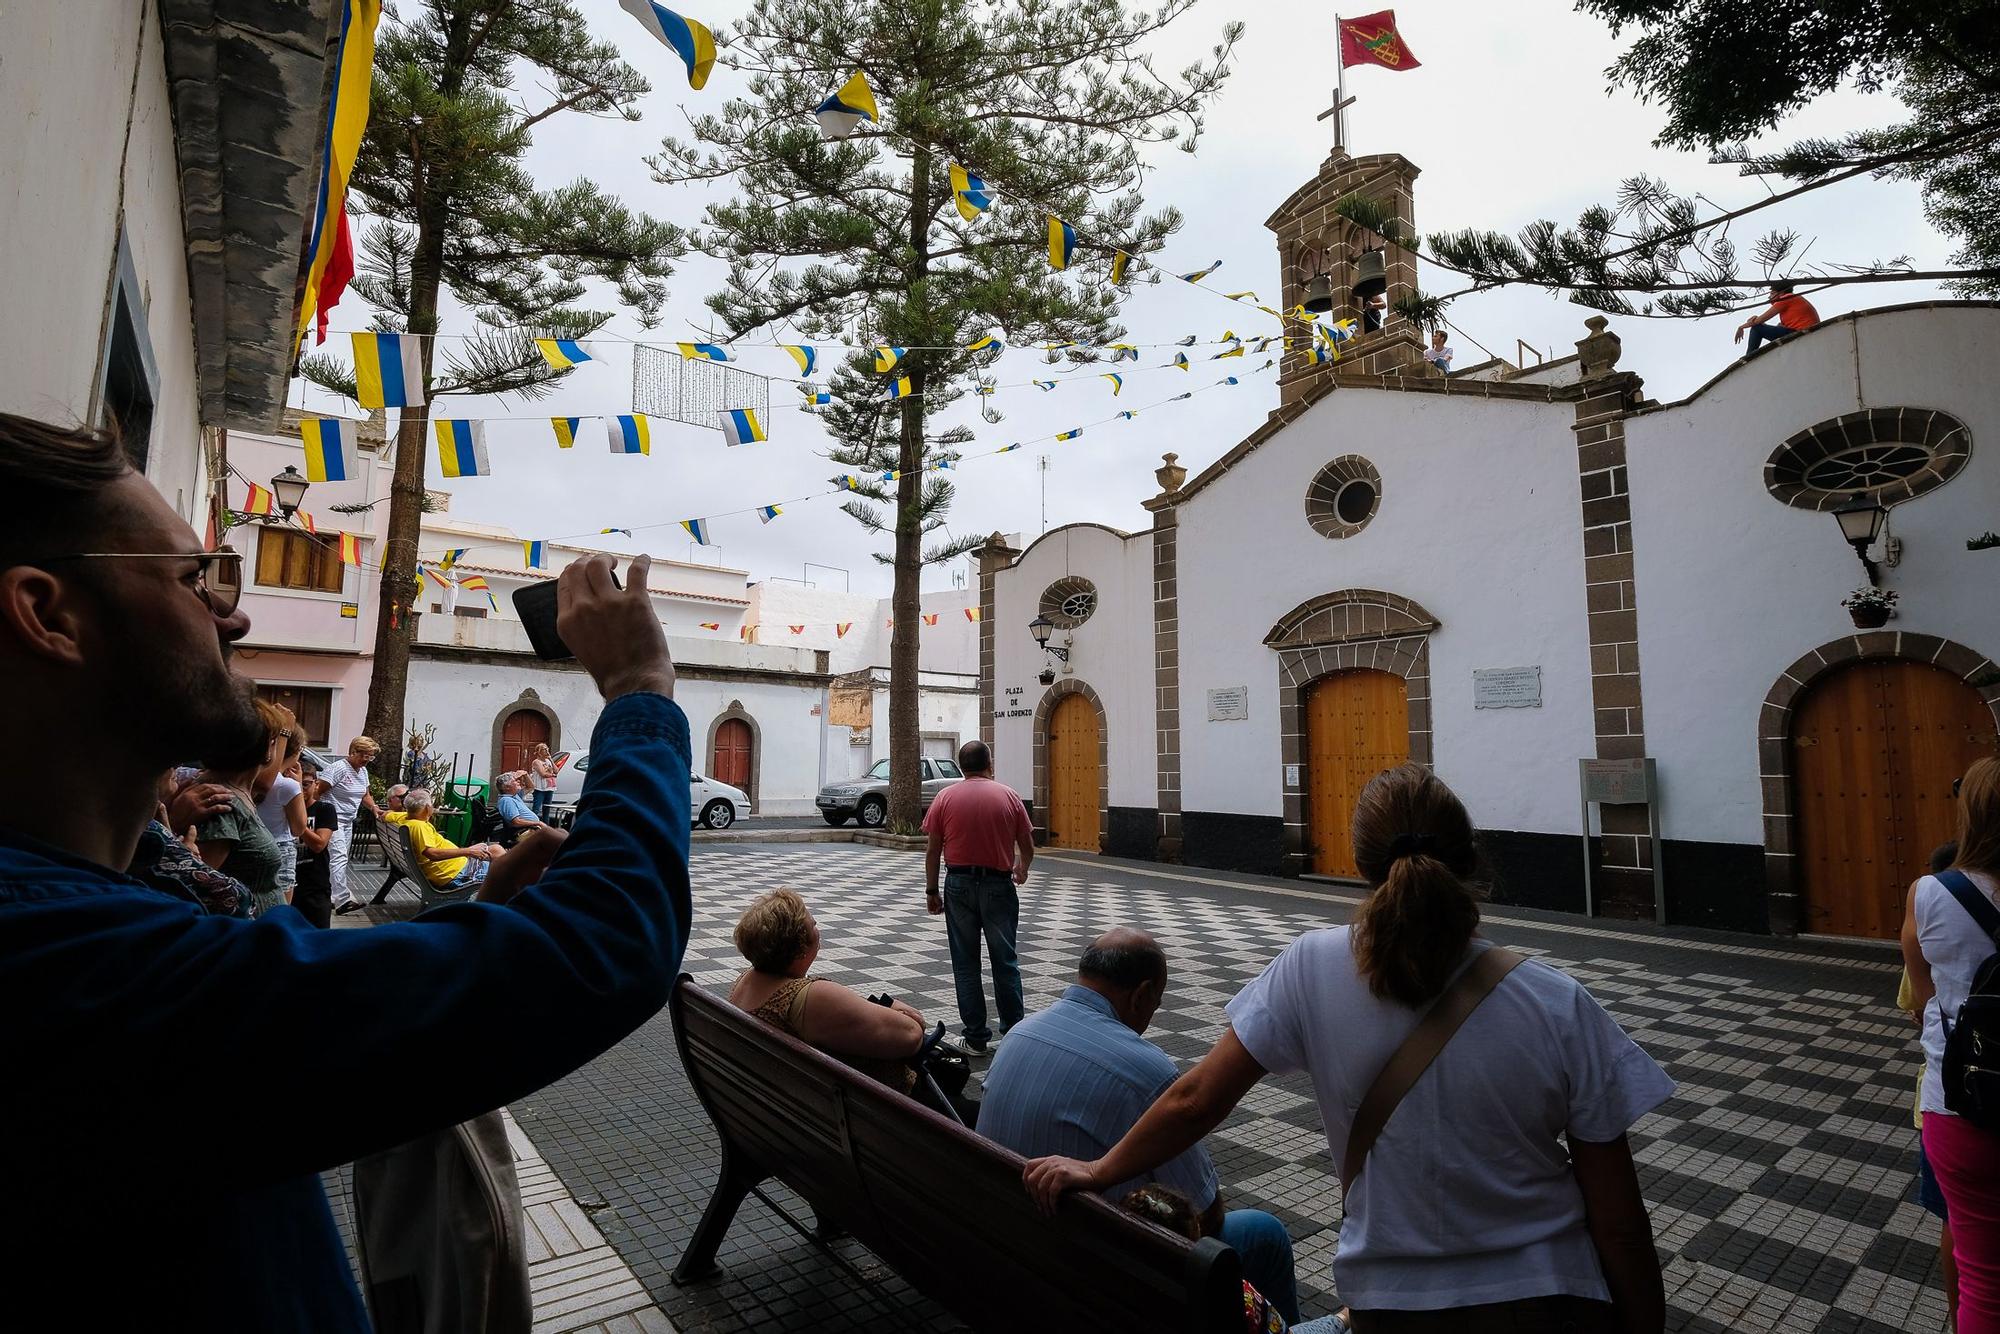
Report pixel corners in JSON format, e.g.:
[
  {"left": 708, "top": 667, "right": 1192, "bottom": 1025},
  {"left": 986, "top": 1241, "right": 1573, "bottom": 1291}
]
[
  {"left": 496, "top": 793, "right": 539, "bottom": 826},
  {"left": 979, "top": 984, "right": 1218, "bottom": 1208}
]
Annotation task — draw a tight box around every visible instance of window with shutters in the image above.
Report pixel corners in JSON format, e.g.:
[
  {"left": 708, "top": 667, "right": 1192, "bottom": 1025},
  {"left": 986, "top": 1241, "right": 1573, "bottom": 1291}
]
[{"left": 255, "top": 526, "right": 344, "bottom": 593}]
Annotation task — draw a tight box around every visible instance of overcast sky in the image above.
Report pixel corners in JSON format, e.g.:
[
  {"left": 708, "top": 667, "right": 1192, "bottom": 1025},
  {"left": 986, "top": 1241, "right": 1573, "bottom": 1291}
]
[{"left": 298, "top": 0, "right": 1952, "bottom": 595}]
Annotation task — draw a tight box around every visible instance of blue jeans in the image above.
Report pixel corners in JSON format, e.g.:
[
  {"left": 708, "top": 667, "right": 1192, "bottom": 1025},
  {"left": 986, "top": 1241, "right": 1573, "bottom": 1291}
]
[
  {"left": 1222, "top": 1208, "right": 1300, "bottom": 1325},
  {"left": 530, "top": 789, "right": 552, "bottom": 817},
  {"left": 942, "top": 869, "right": 1023, "bottom": 1044},
  {"left": 1744, "top": 322, "right": 1799, "bottom": 355}
]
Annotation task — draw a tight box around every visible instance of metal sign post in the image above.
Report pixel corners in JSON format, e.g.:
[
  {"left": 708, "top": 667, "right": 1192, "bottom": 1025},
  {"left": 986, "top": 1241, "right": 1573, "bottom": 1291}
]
[{"left": 1578, "top": 757, "right": 1664, "bottom": 924}]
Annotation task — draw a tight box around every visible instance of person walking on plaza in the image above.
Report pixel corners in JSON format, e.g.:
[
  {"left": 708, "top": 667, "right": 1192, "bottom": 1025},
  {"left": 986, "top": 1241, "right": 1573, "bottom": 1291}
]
[
  {"left": 1025, "top": 765, "right": 1673, "bottom": 1334},
  {"left": 1734, "top": 280, "right": 1820, "bottom": 356},
  {"left": 923, "top": 739, "right": 1034, "bottom": 1053},
  {"left": 529, "top": 742, "right": 558, "bottom": 818},
  {"left": 1903, "top": 760, "right": 2000, "bottom": 1334},
  {"left": 0, "top": 412, "right": 696, "bottom": 1332},
  {"left": 322, "top": 733, "right": 382, "bottom": 915}
]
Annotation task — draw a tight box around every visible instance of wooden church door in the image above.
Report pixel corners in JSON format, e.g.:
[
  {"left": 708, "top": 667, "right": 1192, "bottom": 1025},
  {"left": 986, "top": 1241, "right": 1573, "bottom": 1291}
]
[
  {"left": 712, "top": 717, "right": 753, "bottom": 791},
  {"left": 1047, "top": 692, "right": 1102, "bottom": 852},
  {"left": 499, "top": 709, "right": 549, "bottom": 778},
  {"left": 1794, "top": 659, "right": 1997, "bottom": 938},
  {"left": 1305, "top": 670, "right": 1410, "bottom": 879}
]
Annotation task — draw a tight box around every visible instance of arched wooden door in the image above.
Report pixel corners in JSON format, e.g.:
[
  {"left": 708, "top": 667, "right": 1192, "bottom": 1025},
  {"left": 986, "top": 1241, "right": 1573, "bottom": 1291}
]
[
  {"left": 1794, "top": 659, "right": 1999, "bottom": 938},
  {"left": 711, "top": 717, "right": 753, "bottom": 792},
  {"left": 1047, "top": 692, "right": 1102, "bottom": 852},
  {"left": 499, "top": 709, "right": 550, "bottom": 778},
  {"left": 1306, "top": 670, "right": 1410, "bottom": 878}
]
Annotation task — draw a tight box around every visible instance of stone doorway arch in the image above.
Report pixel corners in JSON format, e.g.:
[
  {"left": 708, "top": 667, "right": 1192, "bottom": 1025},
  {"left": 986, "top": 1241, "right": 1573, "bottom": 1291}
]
[
  {"left": 705, "top": 702, "right": 762, "bottom": 812},
  {"left": 1032, "top": 678, "right": 1109, "bottom": 851},
  {"left": 491, "top": 690, "right": 561, "bottom": 781}
]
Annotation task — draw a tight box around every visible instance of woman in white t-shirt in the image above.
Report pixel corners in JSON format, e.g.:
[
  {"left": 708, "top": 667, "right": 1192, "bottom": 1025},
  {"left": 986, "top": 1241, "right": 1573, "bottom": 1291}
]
[
  {"left": 1025, "top": 766, "right": 1674, "bottom": 1333},
  {"left": 1903, "top": 758, "right": 2000, "bottom": 1334}
]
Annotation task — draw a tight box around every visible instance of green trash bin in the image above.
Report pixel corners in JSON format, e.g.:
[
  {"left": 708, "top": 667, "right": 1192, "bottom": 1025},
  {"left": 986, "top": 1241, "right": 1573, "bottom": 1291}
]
[{"left": 437, "top": 778, "right": 489, "bottom": 846}]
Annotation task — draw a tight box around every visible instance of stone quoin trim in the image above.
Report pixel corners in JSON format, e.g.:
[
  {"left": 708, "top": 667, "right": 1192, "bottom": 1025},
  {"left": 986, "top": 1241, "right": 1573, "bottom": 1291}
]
[
  {"left": 1266, "top": 590, "right": 1437, "bottom": 877},
  {"left": 489, "top": 690, "right": 560, "bottom": 781},
  {"left": 704, "top": 703, "right": 762, "bottom": 814},
  {"left": 1758, "top": 632, "right": 2000, "bottom": 935},
  {"left": 1031, "top": 677, "right": 1111, "bottom": 852},
  {"left": 1143, "top": 453, "right": 1188, "bottom": 862},
  {"left": 976, "top": 533, "right": 1020, "bottom": 752}
]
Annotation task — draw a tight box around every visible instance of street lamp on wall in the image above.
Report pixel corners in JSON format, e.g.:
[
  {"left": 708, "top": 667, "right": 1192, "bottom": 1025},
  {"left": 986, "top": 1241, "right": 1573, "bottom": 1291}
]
[
  {"left": 1832, "top": 492, "right": 1888, "bottom": 585},
  {"left": 1029, "top": 613, "right": 1063, "bottom": 686},
  {"left": 270, "top": 465, "right": 310, "bottom": 520}
]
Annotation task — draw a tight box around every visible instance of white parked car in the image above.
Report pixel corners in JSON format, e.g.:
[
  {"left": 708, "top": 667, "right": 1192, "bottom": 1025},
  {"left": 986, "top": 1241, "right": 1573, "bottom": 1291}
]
[{"left": 547, "top": 749, "right": 751, "bottom": 830}]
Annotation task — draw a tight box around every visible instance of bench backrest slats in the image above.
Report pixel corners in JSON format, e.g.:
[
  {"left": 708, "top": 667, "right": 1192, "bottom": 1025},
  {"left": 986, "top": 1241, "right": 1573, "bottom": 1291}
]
[{"left": 672, "top": 978, "right": 1242, "bottom": 1333}]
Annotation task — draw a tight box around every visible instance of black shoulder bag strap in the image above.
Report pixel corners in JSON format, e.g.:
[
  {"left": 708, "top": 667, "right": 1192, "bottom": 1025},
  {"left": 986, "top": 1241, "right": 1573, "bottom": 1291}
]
[{"left": 1937, "top": 869, "right": 2000, "bottom": 948}]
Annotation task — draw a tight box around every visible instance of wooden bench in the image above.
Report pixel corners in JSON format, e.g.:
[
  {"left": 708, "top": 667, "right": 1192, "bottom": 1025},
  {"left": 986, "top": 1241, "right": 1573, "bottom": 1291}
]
[
  {"left": 669, "top": 977, "right": 1245, "bottom": 1331},
  {"left": 376, "top": 822, "right": 475, "bottom": 912}
]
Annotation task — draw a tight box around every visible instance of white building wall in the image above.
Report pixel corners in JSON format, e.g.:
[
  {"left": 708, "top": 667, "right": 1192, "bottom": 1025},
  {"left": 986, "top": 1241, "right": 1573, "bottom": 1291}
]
[
  {"left": 0, "top": 4, "right": 203, "bottom": 520},
  {"left": 991, "top": 524, "right": 1158, "bottom": 812},
  {"left": 1175, "top": 389, "right": 1596, "bottom": 837},
  {"left": 1626, "top": 304, "right": 2000, "bottom": 847}
]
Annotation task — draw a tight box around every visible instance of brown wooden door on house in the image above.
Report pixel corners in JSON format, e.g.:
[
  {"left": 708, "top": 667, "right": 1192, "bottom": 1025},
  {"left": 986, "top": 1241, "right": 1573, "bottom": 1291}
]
[
  {"left": 1047, "top": 692, "right": 1101, "bottom": 852},
  {"left": 712, "top": 717, "right": 753, "bottom": 793},
  {"left": 499, "top": 709, "right": 550, "bottom": 779},
  {"left": 1306, "top": 670, "right": 1411, "bottom": 879},
  {"left": 1794, "top": 659, "right": 1999, "bottom": 939}
]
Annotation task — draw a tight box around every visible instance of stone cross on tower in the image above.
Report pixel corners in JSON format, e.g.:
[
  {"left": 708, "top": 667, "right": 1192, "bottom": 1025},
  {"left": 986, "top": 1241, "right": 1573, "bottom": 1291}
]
[{"left": 1316, "top": 69, "right": 1357, "bottom": 153}]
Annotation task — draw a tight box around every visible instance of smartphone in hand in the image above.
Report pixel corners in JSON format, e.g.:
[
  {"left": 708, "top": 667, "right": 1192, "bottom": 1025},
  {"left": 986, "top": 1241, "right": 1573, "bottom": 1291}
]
[{"left": 512, "top": 568, "right": 620, "bottom": 661}]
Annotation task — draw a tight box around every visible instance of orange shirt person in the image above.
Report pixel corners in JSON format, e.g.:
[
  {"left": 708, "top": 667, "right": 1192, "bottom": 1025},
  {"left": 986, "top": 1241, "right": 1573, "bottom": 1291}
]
[{"left": 1735, "top": 281, "right": 1820, "bottom": 357}]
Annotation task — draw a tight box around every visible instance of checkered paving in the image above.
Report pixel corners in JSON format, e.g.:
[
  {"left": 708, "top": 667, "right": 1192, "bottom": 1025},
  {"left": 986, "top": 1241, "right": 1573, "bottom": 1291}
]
[{"left": 506, "top": 844, "right": 1944, "bottom": 1334}]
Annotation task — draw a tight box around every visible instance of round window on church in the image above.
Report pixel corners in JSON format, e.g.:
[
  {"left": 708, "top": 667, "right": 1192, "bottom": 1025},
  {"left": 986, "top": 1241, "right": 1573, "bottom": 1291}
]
[
  {"left": 1765, "top": 407, "right": 1970, "bottom": 511},
  {"left": 1306, "top": 456, "right": 1383, "bottom": 540},
  {"left": 1040, "top": 576, "right": 1098, "bottom": 629}
]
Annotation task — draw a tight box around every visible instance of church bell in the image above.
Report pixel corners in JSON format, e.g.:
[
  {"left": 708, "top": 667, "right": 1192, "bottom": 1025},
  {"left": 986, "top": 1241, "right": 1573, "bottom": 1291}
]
[
  {"left": 1302, "top": 274, "right": 1335, "bottom": 314},
  {"left": 1352, "top": 248, "right": 1387, "bottom": 300}
]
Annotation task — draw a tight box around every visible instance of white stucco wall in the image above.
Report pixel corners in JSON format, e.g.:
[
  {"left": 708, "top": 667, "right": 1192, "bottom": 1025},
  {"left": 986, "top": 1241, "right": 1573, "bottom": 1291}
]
[
  {"left": 0, "top": 5, "right": 202, "bottom": 520},
  {"left": 404, "top": 654, "right": 833, "bottom": 814},
  {"left": 1626, "top": 304, "right": 2000, "bottom": 846},
  {"left": 991, "top": 524, "right": 1158, "bottom": 812},
  {"left": 1173, "top": 388, "right": 1596, "bottom": 836}
]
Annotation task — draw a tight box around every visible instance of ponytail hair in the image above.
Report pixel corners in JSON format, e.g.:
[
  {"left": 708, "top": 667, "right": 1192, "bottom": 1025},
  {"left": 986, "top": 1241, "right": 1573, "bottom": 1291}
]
[
  {"left": 1955, "top": 757, "right": 2000, "bottom": 878},
  {"left": 1349, "top": 765, "right": 1483, "bottom": 1008}
]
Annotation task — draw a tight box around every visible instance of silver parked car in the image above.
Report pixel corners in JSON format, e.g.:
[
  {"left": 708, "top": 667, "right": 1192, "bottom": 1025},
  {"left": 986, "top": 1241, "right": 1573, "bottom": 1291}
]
[
  {"left": 816, "top": 757, "right": 963, "bottom": 828},
  {"left": 546, "top": 749, "right": 751, "bottom": 830}
]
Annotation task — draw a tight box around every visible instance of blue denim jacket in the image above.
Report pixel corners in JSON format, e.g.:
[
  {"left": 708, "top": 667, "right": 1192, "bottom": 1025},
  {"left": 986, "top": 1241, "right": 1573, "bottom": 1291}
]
[{"left": 0, "top": 692, "right": 693, "bottom": 1330}]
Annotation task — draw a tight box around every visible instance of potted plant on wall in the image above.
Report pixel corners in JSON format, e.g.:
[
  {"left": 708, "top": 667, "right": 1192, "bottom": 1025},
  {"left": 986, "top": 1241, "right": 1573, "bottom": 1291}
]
[{"left": 1842, "top": 585, "right": 1898, "bottom": 629}]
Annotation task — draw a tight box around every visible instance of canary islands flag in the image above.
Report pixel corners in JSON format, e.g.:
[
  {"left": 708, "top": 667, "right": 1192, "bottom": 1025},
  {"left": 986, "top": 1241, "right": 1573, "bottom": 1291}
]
[
  {"left": 300, "top": 416, "right": 360, "bottom": 482},
  {"left": 680, "top": 519, "right": 712, "bottom": 546},
  {"left": 1033, "top": 380, "right": 1057, "bottom": 392},
  {"left": 815, "top": 70, "right": 877, "bottom": 140},
  {"left": 885, "top": 376, "right": 913, "bottom": 400},
  {"left": 782, "top": 345, "right": 817, "bottom": 376},
  {"left": 1179, "top": 260, "right": 1221, "bottom": 284},
  {"left": 756, "top": 505, "right": 782, "bottom": 524},
  {"left": 438, "top": 548, "right": 466, "bottom": 570},
  {"left": 524, "top": 540, "right": 547, "bottom": 569},
  {"left": 1101, "top": 373, "right": 1123, "bottom": 396},
  {"left": 435, "top": 420, "right": 490, "bottom": 478},
  {"left": 534, "top": 338, "right": 592, "bottom": 370},
  {"left": 1116, "top": 410, "right": 1137, "bottom": 420},
  {"left": 618, "top": 0, "right": 715, "bottom": 89},
  {"left": 720, "top": 408, "right": 766, "bottom": 446},
  {"left": 949, "top": 162, "right": 993, "bottom": 222},
  {"left": 350, "top": 331, "right": 423, "bottom": 408},
  {"left": 678, "top": 342, "right": 730, "bottom": 362},
  {"left": 1108, "top": 343, "right": 1138, "bottom": 362},
  {"left": 874, "top": 346, "right": 906, "bottom": 373},
  {"left": 1172, "top": 352, "right": 1191, "bottom": 370},
  {"left": 802, "top": 387, "right": 832, "bottom": 406},
  {"left": 608, "top": 414, "right": 651, "bottom": 455},
  {"left": 1048, "top": 216, "right": 1077, "bottom": 271},
  {"left": 965, "top": 332, "right": 1004, "bottom": 355},
  {"left": 1056, "top": 428, "right": 1082, "bottom": 441},
  {"left": 551, "top": 416, "right": 582, "bottom": 449}
]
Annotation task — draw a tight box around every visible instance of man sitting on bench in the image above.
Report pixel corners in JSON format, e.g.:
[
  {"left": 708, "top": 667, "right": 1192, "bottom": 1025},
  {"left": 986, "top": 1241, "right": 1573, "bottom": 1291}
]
[
  {"left": 979, "top": 928, "right": 1301, "bottom": 1325},
  {"left": 401, "top": 788, "right": 520, "bottom": 894}
]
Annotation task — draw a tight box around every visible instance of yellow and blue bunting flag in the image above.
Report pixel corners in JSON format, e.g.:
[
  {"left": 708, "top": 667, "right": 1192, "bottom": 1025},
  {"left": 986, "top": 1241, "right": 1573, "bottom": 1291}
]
[
  {"left": 534, "top": 338, "right": 591, "bottom": 370},
  {"left": 434, "top": 419, "right": 490, "bottom": 478},
  {"left": 814, "top": 70, "right": 877, "bottom": 140},
  {"left": 678, "top": 342, "right": 730, "bottom": 362},
  {"left": 996, "top": 443, "right": 1021, "bottom": 454},
  {"left": 801, "top": 386, "right": 832, "bottom": 406},
  {"left": 607, "top": 414, "right": 651, "bottom": 455},
  {"left": 351, "top": 331, "right": 424, "bottom": 408},
  {"left": 885, "top": 376, "right": 913, "bottom": 400},
  {"left": 1033, "top": 380, "right": 1057, "bottom": 391},
  {"left": 1056, "top": 428, "right": 1082, "bottom": 441},
  {"left": 782, "top": 345, "right": 816, "bottom": 376},
  {"left": 1110, "top": 251, "right": 1130, "bottom": 285},
  {"left": 1101, "top": 373, "right": 1123, "bottom": 396},
  {"left": 1117, "top": 410, "right": 1137, "bottom": 420},
  {"left": 833, "top": 474, "right": 864, "bottom": 491},
  {"left": 874, "top": 346, "right": 905, "bottom": 372},
  {"left": 1048, "top": 216, "right": 1077, "bottom": 270},
  {"left": 1179, "top": 260, "right": 1222, "bottom": 284},
  {"left": 965, "top": 332, "right": 1005, "bottom": 355},
  {"left": 1176, "top": 334, "right": 1198, "bottom": 346},
  {"left": 524, "top": 540, "right": 547, "bottom": 569},
  {"left": 438, "top": 548, "right": 467, "bottom": 570},
  {"left": 618, "top": 0, "right": 715, "bottom": 90},
  {"left": 720, "top": 408, "right": 766, "bottom": 446},
  {"left": 949, "top": 162, "right": 993, "bottom": 223},
  {"left": 1107, "top": 344, "right": 1138, "bottom": 362},
  {"left": 601, "top": 527, "right": 633, "bottom": 537},
  {"left": 680, "top": 519, "right": 712, "bottom": 546},
  {"left": 299, "top": 416, "right": 359, "bottom": 482},
  {"left": 551, "top": 416, "right": 582, "bottom": 449},
  {"left": 756, "top": 505, "right": 782, "bottom": 524},
  {"left": 1225, "top": 290, "right": 1258, "bottom": 302},
  {"left": 1172, "top": 352, "right": 1191, "bottom": 370}
]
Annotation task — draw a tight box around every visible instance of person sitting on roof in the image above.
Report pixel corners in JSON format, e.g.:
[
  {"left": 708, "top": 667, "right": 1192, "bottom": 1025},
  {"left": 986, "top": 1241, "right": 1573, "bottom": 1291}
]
[{"left": 1734, "top": 281, "right": 1819, "bottom": 357}]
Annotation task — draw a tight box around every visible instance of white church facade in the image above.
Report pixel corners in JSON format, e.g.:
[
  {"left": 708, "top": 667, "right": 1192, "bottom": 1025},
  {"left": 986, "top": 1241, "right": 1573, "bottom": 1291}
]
[{"left": 981, "top": 149, "right": 2000, "bottom": 940}]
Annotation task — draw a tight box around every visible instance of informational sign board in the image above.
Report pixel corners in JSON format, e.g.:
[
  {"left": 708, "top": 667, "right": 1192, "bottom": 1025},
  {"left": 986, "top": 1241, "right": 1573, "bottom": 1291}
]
[
  {"left": 1284, "top": 764, "right": 1301, "bottom": 789},
  {"left": 1206, "top": 685, "right": 1250, "bottom": 722},
  {"left": 1473, "top": 665, "right": 1542, "bottom": 709},
  {"left": 340, "top": 603, "right": 359, "bottom": 619},
  {"left": 1578, "top": 757, "right": 1663, "bottom": 925},
  {"left": 1580, "top": 757, "right": 1651, "bottom": 804}
]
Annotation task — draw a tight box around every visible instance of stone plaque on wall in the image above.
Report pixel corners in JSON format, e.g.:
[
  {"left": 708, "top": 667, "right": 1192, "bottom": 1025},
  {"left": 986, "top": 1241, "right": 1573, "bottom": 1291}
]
[
  {"left": 1473, "top": 665, "right": 1542, "bottom": 709},
  {"left": 1207, "top": 686, "right": 1250, "bottom": 722}
]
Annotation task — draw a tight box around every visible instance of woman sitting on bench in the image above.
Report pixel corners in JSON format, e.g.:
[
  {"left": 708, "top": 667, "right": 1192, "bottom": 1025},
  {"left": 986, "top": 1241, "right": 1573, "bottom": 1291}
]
[{"left": 729, "top": 889, "right": 926, "bottom": 1094}]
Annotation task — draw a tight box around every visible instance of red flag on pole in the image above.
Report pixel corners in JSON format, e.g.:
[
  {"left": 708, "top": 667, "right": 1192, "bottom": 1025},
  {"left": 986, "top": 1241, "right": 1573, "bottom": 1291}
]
[
  {"left": 315, "top": 207, "right": 355, "bottom": 345},
  {"left": 1340, "top": 10, "right": 1420, "bottom": 71}
]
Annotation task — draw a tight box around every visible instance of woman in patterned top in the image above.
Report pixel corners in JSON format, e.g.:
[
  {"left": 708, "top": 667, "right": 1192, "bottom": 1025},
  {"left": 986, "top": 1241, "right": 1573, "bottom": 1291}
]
[
  {"left": 193, "top": 700, "right": 288, "bottom": 916},
  {"left": 727, "top": 888, "right": 927, "bottom": 1093}
]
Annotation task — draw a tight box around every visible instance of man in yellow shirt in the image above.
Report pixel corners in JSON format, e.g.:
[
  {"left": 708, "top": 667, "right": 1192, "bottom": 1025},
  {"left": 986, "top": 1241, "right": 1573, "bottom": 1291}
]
[{"left": 401, "top": 789, "right": 504, "bottom": 892}]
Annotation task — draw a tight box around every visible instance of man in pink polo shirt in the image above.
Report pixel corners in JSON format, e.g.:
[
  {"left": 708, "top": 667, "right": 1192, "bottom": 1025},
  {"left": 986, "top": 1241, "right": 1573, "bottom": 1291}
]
[{"left": 923, "top": 740, "right": 1035, "bottom": 1054}]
